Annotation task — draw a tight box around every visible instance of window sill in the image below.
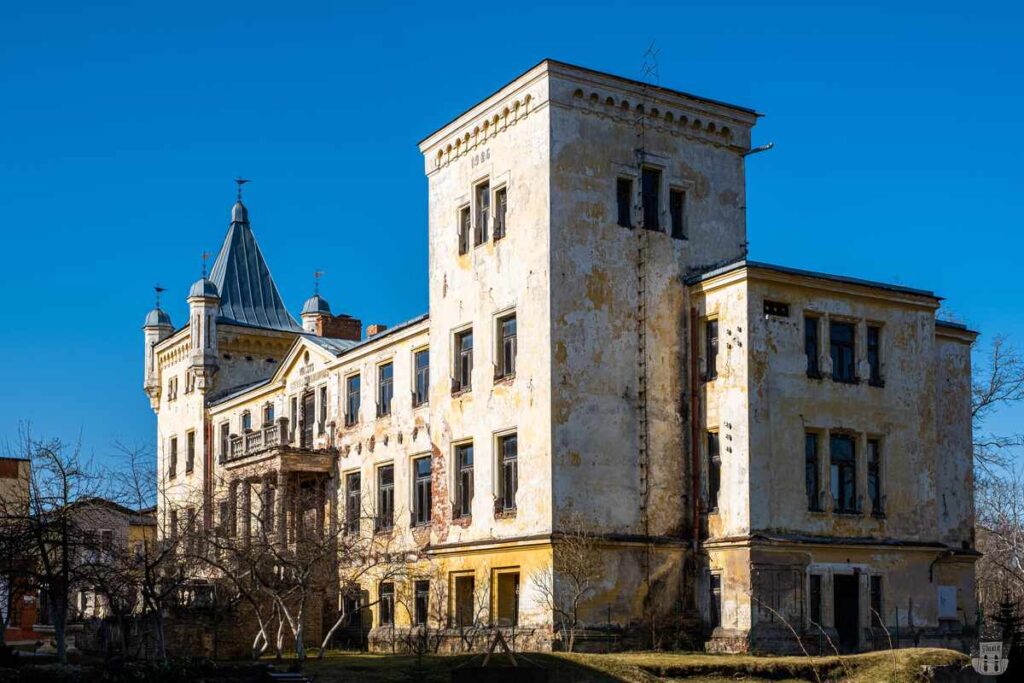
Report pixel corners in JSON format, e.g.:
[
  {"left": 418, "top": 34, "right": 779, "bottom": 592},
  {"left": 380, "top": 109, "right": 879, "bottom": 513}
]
[
  {"left": 451, "top": 387, "right": 472, "bottom": 398},
  {"left": 343, "top": 420, "right": 359, "bottom": 429},
  {"left": 831, "top": 377, "right": 860, "bottom": 385},
  {"left": 453, "top": 514, "right": 472, "bottom": 523},
  {"left": 495, "top": 509, "right": 517, "bottom": 519},
  {"left": 833, "top": 509, "right": 861, "bottom": 516},
  {"left": 412, "top": 401, "right": 428, "bottom": 411},
  {"left": 494, "top": 372, "right": 516, "bottom": 385},
  {"left": 374, "top": 527, "right": 394, "bottom": 536}
]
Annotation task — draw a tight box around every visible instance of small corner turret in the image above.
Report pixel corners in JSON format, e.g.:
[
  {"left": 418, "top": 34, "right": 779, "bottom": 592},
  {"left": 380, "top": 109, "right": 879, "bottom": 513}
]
[
  {"left": 187, "top": 275, "right": 219, "bottom": 393},
  {"left": 143, "top": 288, "right": 173, "bottom": 410}
]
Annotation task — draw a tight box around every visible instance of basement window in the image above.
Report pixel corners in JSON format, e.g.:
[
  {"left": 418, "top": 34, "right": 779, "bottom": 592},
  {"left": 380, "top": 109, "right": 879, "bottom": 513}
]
[{"left": 616, "top": 178, "right": 633, "bottom": 228}]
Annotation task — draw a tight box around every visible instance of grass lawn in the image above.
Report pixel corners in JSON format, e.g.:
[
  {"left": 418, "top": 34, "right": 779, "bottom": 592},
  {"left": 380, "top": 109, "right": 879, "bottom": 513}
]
[{"left": 288, "top": 647, "right": 969, "bottom": 682}]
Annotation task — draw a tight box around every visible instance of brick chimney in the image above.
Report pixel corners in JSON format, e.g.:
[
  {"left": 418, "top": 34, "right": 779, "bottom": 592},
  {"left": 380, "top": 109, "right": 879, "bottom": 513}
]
[
  {"left": 316, "top": 314, "right": 362, "bottom": 341},
  {"left": 366, "top": 323, "right": 388, "bottom": 337}
]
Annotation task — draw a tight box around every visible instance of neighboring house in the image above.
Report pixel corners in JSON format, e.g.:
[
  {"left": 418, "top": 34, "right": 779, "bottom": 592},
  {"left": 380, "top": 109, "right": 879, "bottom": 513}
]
[
  {"left": 0, "top": 457, "right": 39, "bottom": 642},
  {"left": 142, "top": 60, "right": 977, "bottom": 653}
]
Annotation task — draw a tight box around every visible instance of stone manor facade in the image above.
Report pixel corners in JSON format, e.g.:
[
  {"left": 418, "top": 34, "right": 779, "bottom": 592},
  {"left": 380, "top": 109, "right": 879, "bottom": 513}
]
[{"left": 142, "top": 60, "right": 977, "bottom": 653}]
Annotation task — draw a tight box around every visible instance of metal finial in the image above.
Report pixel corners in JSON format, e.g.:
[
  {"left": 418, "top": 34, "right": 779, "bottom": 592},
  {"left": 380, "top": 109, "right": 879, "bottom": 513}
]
[
  {"left": 201, "top": 251, "right": 212, "bottom": 278},
  {"left": 154, "top": 285, "right": 166, "bottom": 309},
  {"left": 235, "top": 177, "right": 250, "bottom": 201},
  {"left": 313, "top": 270, "right": 324, "bottom": 295}
]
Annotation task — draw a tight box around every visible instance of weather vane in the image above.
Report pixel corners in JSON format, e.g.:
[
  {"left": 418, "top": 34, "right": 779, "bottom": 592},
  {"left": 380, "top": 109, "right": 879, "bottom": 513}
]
[
  {"left": 234, "top": 177, "right": 250, "bottom": 200},
  {"left": 154, "top": 285, "right": 166, "bottom": 309},
  {"left": 201, "top": 251, "right": 212, "bottom": 278},
  {"left": 313, "top": 269, "right": 324, "bottom": 295}
]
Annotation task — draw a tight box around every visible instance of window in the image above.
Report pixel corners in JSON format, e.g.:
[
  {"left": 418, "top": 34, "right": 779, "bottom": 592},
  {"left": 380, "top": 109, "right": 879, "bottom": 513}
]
[
  {"left": 870, "top": 575, "right": 883, "bottom": 626},
  {"left": 413, "top": 349, "right": 430, "bottom": 407},
  {"left": 414, "top": 580, "right": 430, "bottom": 626},
  {"left": 168, "top": 437, "right": 178, "bottom": 478},
  {"left": 495, "top": 571, "right": 519, "bottom": 627},
  {"left": 169, "top": 509, "right": 179, "bottom": 540},
  {"left": 867, "top": 325, "right": 883, "bottom": 386},
  {"left": 669, "top": 188, "right": 686, "bottom": 239},
  {"left": 616, "top": 178, "right": 633, "bottom": 228},
  {"left": 455, "top": 443, "right": 474, "bottom": 518},
  {"left": 319, "top": 386, "right": 327, "bottom": 433},
  {"left": 805, "top": 433, "right": 821, "bottom": 511},
  {"left": 220, "top": 422, "right": 230, "bottom": 459},
  {"left": 709, "top": 574, "right": 722, "bottom": 629},
  {"left": 494, "top": 187, "right": 507, "bottom": 240},
  {"left": 376, "top": 465, "right": 394, "bottom": 531},
  {"left": 641, "top": 167, "right": 661, "bottom": 231},
  {"left": 704, "top": 319, "right": 719, "bottom": 381},
  {"left": 809, "top": 575, "right": 822, "bottom": 625},
  {"left": 764, "top": 301, "right": 789, "bottom": 317},
  {"left": 498, "top": 434, "right": 518, "bottom": 511},
  {"left": 413, "top": 456, "right": 432, "bottom": 526},
  {"left": 378, "top": 582, "right": 394, "bottom": 626},
  {"left": 805, "top": 316, "right": 820, "bottom": 377},
  {"left": 218, "top": 500, "right": 230, "bottom": 536},
  {"left": 377, "top": 363, "right": 394, "bottom": 417},
  {"left": 185, "top": 431, "right": 195, "bottom": 474},
  {"left": 290, "top": 396, "right": 298, "bottom": 438},
  {"left": 453, "top": 575, "right": 475, "bottom": 627},
  {"left": 830, "top": 321, "right": 856, "bottom": 383},
  {"left": 262, "top": 486, "right": 275, "bottom": 533},
  {"left": 707, "top": 432, "right": 721, "bottom": 512},
  {"left": 454, "top": 329, "right": 473, "bottom": 393},
  {"left": 474, "top": 180, "right": 490, "bottom": 245},
  {"left": 497, "top": 314, "right": 517, "bottom": 378},
  {"left": 830, "top": 434, "right": 857, "bottom": 513},
  {"left": 345, "top": 472, "right": 361, "bottom": 534},
  {"left": 868, "top": 439, "right": 882, "bottom": 515},
  {"left": 345, "top": 374, "right": 360, "bottom": 427},
  {"left": 242, "top": 411, "right": 252, "bottom": 431},
  {"left": 458, "top": 206, "right": 470, "bottom": 255},
  {"left": 99, "top": 529, "right": 114, "bottom": 551},
  {"left": 263, "top": 402, "right": 274, "bottom": 426}
]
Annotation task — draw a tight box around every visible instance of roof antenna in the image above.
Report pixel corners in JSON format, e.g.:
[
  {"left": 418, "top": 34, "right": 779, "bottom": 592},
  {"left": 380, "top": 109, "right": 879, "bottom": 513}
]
[
  {"left": 234, "top": 177, "right": 250, "bottom": 201},
  {"left": 201, "top": 251, "right": 212, "bottom": 278},
  {"left": 640, "top": 39, "right": 660, "bottom": 85},
  {"left": 154, "top": 285, "right": 166, "bottom": 309},
  {"left": 313, "top": 269, "right": 324, "bottom": 295}
]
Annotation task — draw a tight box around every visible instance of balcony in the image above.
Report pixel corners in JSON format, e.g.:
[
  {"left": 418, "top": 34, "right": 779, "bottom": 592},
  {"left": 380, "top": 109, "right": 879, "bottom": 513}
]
[{"left": 221, "top": 418, "right": 334, "bottom": 474}]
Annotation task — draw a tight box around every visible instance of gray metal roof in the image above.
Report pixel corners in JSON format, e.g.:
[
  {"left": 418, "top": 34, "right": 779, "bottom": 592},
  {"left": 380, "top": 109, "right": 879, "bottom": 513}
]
[
  {"left": 303, "top": 334, "right": 359, "bottom": 355},
  {"left": 188, "top": 277, "right": 220, "bottom": 299},
  {"left": 208, "top": 201, "right": 303, "bottom": 332},
  {"left": 301, "top": 294, "right": 331, "bottom": 315},
  {"left": 144, "top": 307, "right": 173, "bottom": 327}
]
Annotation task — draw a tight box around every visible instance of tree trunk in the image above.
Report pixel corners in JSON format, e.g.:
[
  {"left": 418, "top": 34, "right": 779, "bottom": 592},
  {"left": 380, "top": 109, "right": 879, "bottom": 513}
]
[
  {"left": 154, "top": 609, "right": 167, "bottom": 660},
  {"left": 318, "top": 607, "right": 351, "bottom": 659}
]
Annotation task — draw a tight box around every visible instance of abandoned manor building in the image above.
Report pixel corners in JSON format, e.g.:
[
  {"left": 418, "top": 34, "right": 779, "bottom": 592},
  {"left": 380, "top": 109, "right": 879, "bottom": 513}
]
[{"left": 142, "top": 60, "right": 978, "bottom": 653}]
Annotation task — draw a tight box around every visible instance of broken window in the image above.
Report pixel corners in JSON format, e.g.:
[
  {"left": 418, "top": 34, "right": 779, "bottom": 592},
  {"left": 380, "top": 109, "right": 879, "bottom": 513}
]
[
  {"left": 709, "top": 574, "right": 722, "bottom": 629},
  {"left": 414, "top": 580, "right": 430, "bottom": 626},
  {"left": 494, "top": 187, "right": 507, "bottom": 240},
  {"left": 830, "top": 434, "right": 857, "bottom": 513},
  {"left": 805, "top": 433, "right": 820, "bottom": 511},
  {"left": 705, "top": 319, "right": 719, "bottom": 381},
  {"left": 498, "top": 433, "right": 518, "bottom": 511},
  {"left": 497, "top": 314, "right": 517, "bottom": 378},
  {"left": 474, "top": 180, "right": 490, "bottom": 245},
  {"left": 376, "top": 465, "right": 394, "bottom": 531},
  {"left": 345, "top": 374, "right": 360, "bottom": 427},
  {"left": 345, "top": 472, "right": 360, "bottom": 534},
  {"left": 641, "top": 167, "right": 661, "bottom": 231},
  {"left": 454, "top": 329, "right": 473, "bottom": 393},
  {"left": 830, "top": 321, "right": 856, "bottom": 383},
  {"left": 413, "top": 349, "right": 430, "bottom": 407},
  {"left": 455, "top": 443, "right": 474, "bottom": 518},
  {"left": 707, "top": 431, "right": 721, "bottom": 512},
  {"left": 458, "top": 206, "right": 470, "bottom": 255},
  {"left": 616, "top": 177, "right": 633, "bottom": 228},
  {"left": 809, "top": 574, "right": 822, "bottom": 625},
  {"left": 867, "top": 325, "right": 883, "bottom": 386},
  {"left": 413, "top": 456, "right": 432, "bottom": 526},
  {"left": 185, "top": 430, "right": 195, "bottom": 473},
  {"left": 669, "top": 188, "right": 686, "bottom": 239},
  {"left": 377, "top": 363, "right": 393, "bottom": 417},
  {"left": 168, "top": 437, "right": 178, "bottom": 478},
  {"left": 453, "top": 574, "right": 475, "bottom": 627},
  {"left": 805, "top": 315, "right": 820, "bottom": 377},
  {"left": 495, "top": 571, "right": 520, "bottom": 627},
  {"left": 870, "top": 575, "right": 883, "bottom": 627},
  {"left": 378, "top": 582, "right": 394, "bottom": 626},
  {"left": 868, "top": 439, "right": 882, "bottom": 515}
]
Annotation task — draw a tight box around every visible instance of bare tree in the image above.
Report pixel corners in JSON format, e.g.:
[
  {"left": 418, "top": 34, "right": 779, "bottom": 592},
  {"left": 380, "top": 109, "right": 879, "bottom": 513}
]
[
  {"left": 972, "top": 336, "right": 1024, "bottom": 473},
  {"left": 532, "top": 512, "right": 600, "bottom": 652}
]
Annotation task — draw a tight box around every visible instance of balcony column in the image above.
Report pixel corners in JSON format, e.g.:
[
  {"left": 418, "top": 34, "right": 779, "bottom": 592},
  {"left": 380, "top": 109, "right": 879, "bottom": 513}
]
[{"left": 275, "top": 470, "right": 287, "bottom": 542}]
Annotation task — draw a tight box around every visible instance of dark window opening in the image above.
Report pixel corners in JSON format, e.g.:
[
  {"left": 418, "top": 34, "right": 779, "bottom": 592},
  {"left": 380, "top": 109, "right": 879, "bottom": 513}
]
[
  {"left": 708, "top": 431, "right": 721, "bottom": 512},
  {"left": 830, "top": 434, "right": 857, "bottom": 513},
  {"left": 499, "top": 434, "right": 518, "bottom": 511},
  {"left": 705, "top": 319, "right": 719, "bottom": 381},
  {"left": 809, "top": 574, "right": 822, "bottom": 625},
  {"left": 497, "top": 314, "right": 517, "bottom": 378},
  {"left": 868, "top": 439, "right": 882, "bottom": 515},
  {"left": 805, "top": 433, "right": 821, "bottom": 511},
  {"left": 220, "top": 422, "right": 230, "bottom": 459},
  {"left": 413, "top": 456, "right": 432, "bottom": 526},
  {"left": 345, "top": 375, "right": 360, "bottom": 427},
  {"left": 185, "top": 431, "right": 195, "bottom": 473},
  {"left": 669, "top": 188, "right": 686, "bottom": 239},
  {"left": 474, "top": 181, "right": 489, "bottom": 245},
  {"left": 376, "top": 465, "right": 394, "bottom": 531},
  {"left": 495, "top": 572, "right": 519, "bottom": 627},
  {"left": 453, "top": 575, "right": 475, "bottom": 627},
  {"left": 301, "top": 392, "right": 314, "bottom": 446},
  {"left": 641, "top": 167, "right": 661, "bottom": 231},
  {"left": 454, "top": 330, "right": 473, "bottom": 393},
  {"left": 413, "top": 349, "right": 430, "bottom": 407},
  {"left": 169, "top": 437, "right": 178, "bottom": 478},
  {"left": 318, "top": 386, "right": 327, "bottom": 434},
  {"left": 455, "top": 443, "right": 474, "bottom": 518},
  {"left": 616, "top": 178, "right": 633, "bottom": 228},
  {"left": 805, "top": 316, "right": 821, "bottom": 378},
  {"left": 870, "top": 575, "right": 883, "bottom": 627},
  {"left": 494, "top": 187, "right": 507, "bottom": 240},
  {"left": 458, "top": 206, "right": 470, "bottom": 255},
  {"left": 377, "top": 363, "right": 393, "bottom": 417},
  {"left": 709, "top": 574, "right": 722, "bottom": 629},
  {"left": 345, "top": 472, "right": 360, "bottom": 534},
  {"left": 830, "top": 321, "right": 857, "bottom": 383},
  {"left": 414, "top": 580, "right": 430, "bottom": 626},
  {"left": 764, "top": 300, "right": 790, "bottom": 317},
  {"left": 867, "top": 325, "right": 883, "bottom": 386},
  {"left": 379, "top": 583, "right": 394, "bottom": 626}
]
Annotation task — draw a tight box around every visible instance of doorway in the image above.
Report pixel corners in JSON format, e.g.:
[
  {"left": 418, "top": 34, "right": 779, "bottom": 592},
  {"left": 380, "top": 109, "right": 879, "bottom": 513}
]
[{"left": 833, "top": 574, "right": 860, "bottom": 651}]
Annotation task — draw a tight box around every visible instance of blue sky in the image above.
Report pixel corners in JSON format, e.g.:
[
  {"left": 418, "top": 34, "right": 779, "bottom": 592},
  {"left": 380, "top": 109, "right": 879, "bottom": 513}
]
[{"left": 1, "top": 0, "right": 1021, "bottom": 463}]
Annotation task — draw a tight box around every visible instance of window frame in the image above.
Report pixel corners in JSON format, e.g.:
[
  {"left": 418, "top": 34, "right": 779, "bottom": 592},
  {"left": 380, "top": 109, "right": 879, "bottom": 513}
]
[
  {"left": 168, "top": 436, "right": 178, "bottom": 478},
  {"left": 457, "top": 205, "right": 471, "bottom": 255},
  {"left": 497, "top": 432, "right": 518, "bottom": 512},
  {"left": 805, "top": 431, "right": 822, "bottom": 512},
  {"left": 344, "top": 373, "right": 361, "bottom": 427},
  {"left": 496, "top": 312, "right": 517, "bottom": 379},
  {"left": 829, "top": 433, "right": 858, "bottom": 513},
  {"left": 453, "top": 328, "right": 474, "bottom": 394},
  {"left": 376, "top": 464, "right": 395, "bottom": 532},
  {"left": 805, "top": 314, "right": 821, "bottom": 378},
  {"left": 344, "top": 471, "right": 361, "bottom": 534},
  {"left": 412, "top": 455, "right": 432, "bottom": 526},
  {"left": 640, "top": 166, "right": 662, "bottom": 231},
  {"left": 474, "top": 179, "right": 490, "bottom": 246},
  {"left": 669, "top": 186, "right": 687, "bottom": 239},
  {"left": 185, "top": 430, "right": 195, "bottom": 474},
  {"left": 704, "top": 318, "right": 719, "bottom": 382},
  {"left": 451, "top": 572, "right": 476, "bottom": 628},
  {"left": 378, "top": 582, "right": 395, "bottom": 626},
  {"left": 377, "top": 361, "right": 394, "bottom": 418},
  {"left": 867, "top": 324, "right": 884, "bottom": 387},
  {"left": 616, "top": 177, "right": 633, "bottom": 228},
  {"left": 707, "top": 431, "right": 721, "bottom": 512},
  {"left": 829, "top": 320, "right": 857, "bottom": 383},
  {"left": 412, "top": 347, "right": 430, "bottom": 408},
  {"left": 493, "top": 186, "right": 508, "bottom": 240},
  {"left": 414, "top": 579, "right": 430, "bottom": 626},
  {"left": 709, "top": 572, "right": 722, "bottom": 629},
  {"left": 492, "top": 568, "right": 520, "bottom": 628},
  {"left": 867, "top": 437, "right": 883, "bottom": 516},
  {"left": 454, "top": 442, "right": 474, "bottom": 519}
]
